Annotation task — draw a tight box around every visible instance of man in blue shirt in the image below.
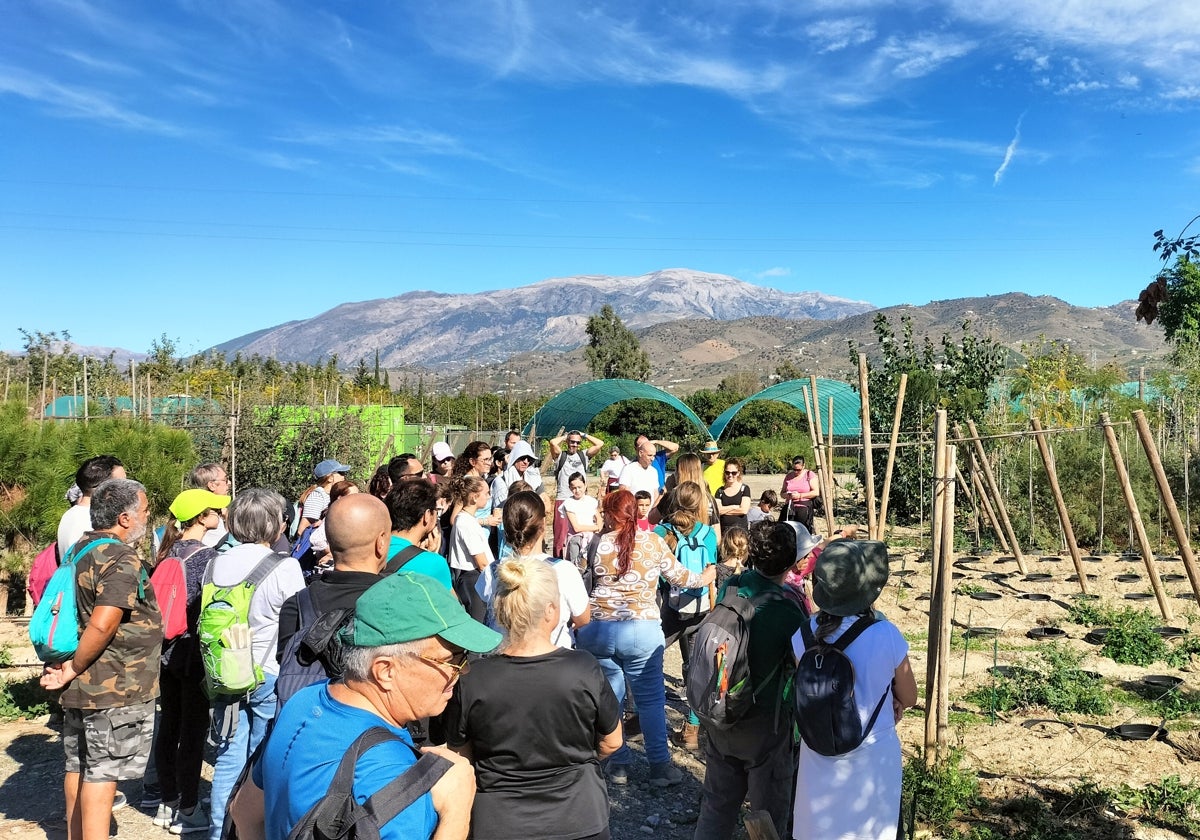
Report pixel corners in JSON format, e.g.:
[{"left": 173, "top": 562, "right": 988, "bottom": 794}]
[
  {"left": 262, "top": 573, "right": 501, "bottom": 840},
  {"left": 384, "top": 480, "right": 453, "bottom": 587}
]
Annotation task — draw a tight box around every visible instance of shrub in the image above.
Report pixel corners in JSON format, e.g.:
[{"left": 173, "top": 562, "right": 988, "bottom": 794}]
[
  {"left": 902, "top": 749, "right": 980, "bottom": 833},
  {"left": 967, "top": 643, "right": 1111, "bottom": 716}
]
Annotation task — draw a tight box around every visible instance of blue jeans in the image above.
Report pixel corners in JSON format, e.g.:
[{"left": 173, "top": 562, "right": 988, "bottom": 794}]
[
  {"left": 207, "top": 674, "right": 276, "bottom": 840},
  {"left": 576, "top": 619, "right": 668, "bottom": 765}
]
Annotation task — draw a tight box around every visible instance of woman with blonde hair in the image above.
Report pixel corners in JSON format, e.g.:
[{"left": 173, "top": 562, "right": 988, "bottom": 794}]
[
  {"left": 447, "top": 554, "right": 622, "bottom": 840},
  {"left": 656, "top": 452, "right": 721, "bottom": 542},
  {"left": 653, "top": 480, "right": 718, "bottom": 751},
  {"left": 576, "top": 489, "right": 716, "bottom": 787}
]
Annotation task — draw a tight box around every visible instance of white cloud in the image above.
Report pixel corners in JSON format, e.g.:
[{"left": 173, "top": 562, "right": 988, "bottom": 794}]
[
  {"left": 875, "top": 33, "right": 976, "bottom": 79},
  {"left": 1059, "top": 80, "right": 1107, "bottom": 94},
  {"left": 805, "top": 17, "right": 876, "bottom": 53},
  {"left": 0, "top": 65, "right": 181, "bottom": 135},
  {"left": 1163, "top": 85, "right": 1200, "bottom": 100},
  {"left": 757, "top": 266, "right": 792, "bottom": 278},
  {"left": 993, "top": 112, "right": 1024, "bottom": 185}
]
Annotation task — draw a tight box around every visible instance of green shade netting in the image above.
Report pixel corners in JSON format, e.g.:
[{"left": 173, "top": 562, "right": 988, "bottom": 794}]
[
  {"left": 708, "top": 378, "right": 862, "bottom": 440},
  {"left": 522, "top": 379, "right": 709, "bottom": 438}
]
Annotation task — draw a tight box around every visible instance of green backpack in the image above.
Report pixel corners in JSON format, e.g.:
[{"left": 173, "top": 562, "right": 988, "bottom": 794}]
[{"left": 198, "top": 551, "right": 285, "bottom": 699}]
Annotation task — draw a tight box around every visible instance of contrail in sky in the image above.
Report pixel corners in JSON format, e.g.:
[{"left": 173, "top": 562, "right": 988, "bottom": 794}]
[{"left": 993, "top": 112, "right": 1026, "bottom": 186}]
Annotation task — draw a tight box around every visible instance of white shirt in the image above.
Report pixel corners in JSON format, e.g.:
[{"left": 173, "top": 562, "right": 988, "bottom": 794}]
[
  {"left": 561, "top": 496, "right": 599, "bottom": 535},
  {"left": 554, "top": 451, "right": 589, "bottom": 501},
  {"left": 600, "top": 456, "right": 628, "bottom": 484},
  {"left": 57, "top": 504, "right": 93, "bottom": 555},
  {"left": 618, "top": 462, "right": 659, "bottom": 499},
  {"left": 549, "top": 558, "right": 589, "bottom": 649},
  {"left": 209, "top": 543, "right": 306, "bottom": 676},
  {"left": 450, "top": 511, "right": 494, "bottom": 572}
]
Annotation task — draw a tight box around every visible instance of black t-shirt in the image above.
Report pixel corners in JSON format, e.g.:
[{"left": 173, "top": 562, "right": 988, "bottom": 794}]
[
  {"left": 276, "top": 570, "right": 382, "bottom": 663},
  {"left": 716, "top": 483, "right": 751, "bottom": 530},
  {"left": 446, "top": 648, "right": 620, "bottom": 840}
]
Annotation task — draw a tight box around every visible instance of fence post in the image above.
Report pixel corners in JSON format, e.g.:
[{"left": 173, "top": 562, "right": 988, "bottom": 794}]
[{"left": 1030, "top": 417, "right": 1090, "bottom": 595}]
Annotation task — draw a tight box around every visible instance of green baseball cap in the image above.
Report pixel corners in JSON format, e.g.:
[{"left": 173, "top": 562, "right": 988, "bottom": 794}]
[{"left": 348, "top": 572, "right": 501, "bottom": 653}]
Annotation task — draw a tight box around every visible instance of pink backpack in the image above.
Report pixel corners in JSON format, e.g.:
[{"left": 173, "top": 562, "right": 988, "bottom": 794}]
[
  {"left": 151, "top": 543, "right": 205, "bottom": 640},
  {"left": 26, "top": 542, "right": 59, "bottom": 606}
]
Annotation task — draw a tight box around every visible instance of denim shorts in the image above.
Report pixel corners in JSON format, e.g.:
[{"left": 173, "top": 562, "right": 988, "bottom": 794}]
[{"left": 62, "top": 699, "right": 155, "bottom": 782}]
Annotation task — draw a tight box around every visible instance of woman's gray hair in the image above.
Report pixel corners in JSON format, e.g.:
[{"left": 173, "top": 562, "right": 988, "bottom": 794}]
[
  {"left": 90, "top": 479, "right": 147, "bottom": 529},
  {"left": 340, "top": 641, "right": 425, "bottom": 683},
  {"left": 227, "top": 487, "right": 286, "bottom": 545}
]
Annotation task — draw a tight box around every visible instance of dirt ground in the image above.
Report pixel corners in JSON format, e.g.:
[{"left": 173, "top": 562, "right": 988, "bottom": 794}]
[{"left": 2, "top": 472, "right": 1200, "bottom": 838}]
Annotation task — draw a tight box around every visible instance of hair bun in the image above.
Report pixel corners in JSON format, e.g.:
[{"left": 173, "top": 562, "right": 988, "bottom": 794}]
[{"left": 496, "top": 558, "right": 526, "bottom": 591}]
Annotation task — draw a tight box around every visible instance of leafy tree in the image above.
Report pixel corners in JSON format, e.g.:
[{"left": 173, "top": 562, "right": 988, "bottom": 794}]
[
  {"left": 717, "top": 370, "right": 761, "bottom": 399},
  {"left": 684, "top": 389, "right": 741, "bottom": 424},
  {"left": 1157, "top": 258, "right": 1200, "bottom": 347},
  {"left": 584, "top": 305, "right": 650, "bottom": 381},
  {"left": 774, "top": 360, "right": 803, "bottom": 382},
  {"left": 1008, "top": 338, "right": 1090, "bottom": 426},
  {"left": 849, "top": 313, "right": 1007, "bottom": 523}
]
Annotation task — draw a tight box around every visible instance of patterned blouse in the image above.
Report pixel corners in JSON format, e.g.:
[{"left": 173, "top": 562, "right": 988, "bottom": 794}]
[{"left": 588, "top": 530, "right": 706, "bottom": 622}]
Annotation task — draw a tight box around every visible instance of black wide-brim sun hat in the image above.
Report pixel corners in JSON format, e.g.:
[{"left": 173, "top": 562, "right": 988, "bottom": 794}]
[{"left": 812, "top": 540, "right": 890, "bottom": 616}]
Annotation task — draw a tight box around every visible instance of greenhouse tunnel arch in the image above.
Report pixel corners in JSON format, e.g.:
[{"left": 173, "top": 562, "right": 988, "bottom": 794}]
[
  {"left": 707, "top": 378, "right": 863, "bottom": 441},
  {"left": 522, "top": 379, "right": 710, "bottom": 439}
]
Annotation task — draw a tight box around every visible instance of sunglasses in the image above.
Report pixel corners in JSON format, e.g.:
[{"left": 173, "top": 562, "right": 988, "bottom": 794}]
[
  {"left": 724, "top": 470, "right": 739, "bottom": 476},
  {"left": 418, "top": 652, "right": 470, "bottom": 682}
]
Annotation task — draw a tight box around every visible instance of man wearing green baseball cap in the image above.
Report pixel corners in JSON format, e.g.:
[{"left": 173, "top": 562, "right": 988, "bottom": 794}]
[{"left": 259, "top": 572, "right": 501, "bottom": 840}]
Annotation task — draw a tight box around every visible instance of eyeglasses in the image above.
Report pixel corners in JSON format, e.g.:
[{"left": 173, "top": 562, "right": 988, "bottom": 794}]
[
  {"left": 568, "top": 439, "right": 582, "bottom": 446},
  {"left": 417, "top": 652, "right": 470, "bottom": 683},
  {"left": 724, "top": 470, "right": 739, "bottom": 476},
  {"left": 400, "top": 470, "right": 426, "bottom": 480}
]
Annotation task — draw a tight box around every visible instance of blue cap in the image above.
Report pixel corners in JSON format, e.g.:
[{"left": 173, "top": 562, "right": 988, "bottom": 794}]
[{"left": 314, "top": 459, "right": 352, "bottom": 479}]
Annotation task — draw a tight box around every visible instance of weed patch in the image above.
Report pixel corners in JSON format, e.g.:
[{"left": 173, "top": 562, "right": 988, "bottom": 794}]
[
  {"left": 0, "top": 674, "right": 50, "bottom": 721},
  {"left": 966, "top": 643, "right": 1111, "bottom": 716},
  {"left": 902, "top": 749, "right": 980, "bottom": 833}
]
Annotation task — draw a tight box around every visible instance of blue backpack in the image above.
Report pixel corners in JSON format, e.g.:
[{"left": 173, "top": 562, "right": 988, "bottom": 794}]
[
  {"left": 664, "top": 524, "right": 714, "bottom": 616},
  {"left": 29, "top": 537, "right": 122, "bottom": 662}
]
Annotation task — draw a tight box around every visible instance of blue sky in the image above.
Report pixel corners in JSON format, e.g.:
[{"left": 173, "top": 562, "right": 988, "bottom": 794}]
[{"left": 3, "top": 1, "right": 1199, "bottom": 356}]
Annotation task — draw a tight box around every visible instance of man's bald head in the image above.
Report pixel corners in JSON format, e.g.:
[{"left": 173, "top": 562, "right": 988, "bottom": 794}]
[{"left": 326, "top": 494, "right": 391, "bottom": 572}]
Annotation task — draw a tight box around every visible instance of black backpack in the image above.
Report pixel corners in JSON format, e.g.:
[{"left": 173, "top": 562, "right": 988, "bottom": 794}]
[
  {"left": 286, "top": 727, "right": 452, "bottom": 840},
  {"left": 564, "top": 533, "right": 601, "bottom": 594},
  {"left": 794, "top": 616, "right": 890, "bottom": 756},
  {"left": 275, "top": 588, "right": 355, "bottom": 711},
  {"left": 383, "top": 544, "right": 423, "bottom": 576},
  {"left": 686, "top": 575, "right": 796, "bottom": 731}
]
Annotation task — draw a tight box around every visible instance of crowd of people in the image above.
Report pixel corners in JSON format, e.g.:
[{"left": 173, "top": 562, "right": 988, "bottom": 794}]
[{"left": 34, "top": 433, "right": 916, "bottom": 840}]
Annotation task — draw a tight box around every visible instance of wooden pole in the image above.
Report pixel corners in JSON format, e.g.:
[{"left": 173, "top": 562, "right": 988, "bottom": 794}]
[
  {"left": 130, "top": 360, "right": 137, "bottom": 417},
  {"left": 82, "top": 357, "right": 89, "bottom": 422},
  {"left": 824, "top": 396, "right": 836, "bottom": 533},
  {"left": 1133, "top": 410, "right": 1200, "bottom": 604},
  {"left": 877, "top": 373, "right": 907, "bottom": 542},
  {"left": 1030, "top": 418, "right": 1090, "bottom": 594},
  {"left": 935, "top": 443, "right": 957, "bottom": 762},
  {"left": 801, "top": 386, "right": 820, "bottom": 465},
  {"left": 858, "top": 354, "right": 878, "bottom": 539},
  {"left": 968, "top": 463, "right": 1011, "bottom": 555},
  {"left": 1100, "top": 413, "right": 1173, "bottom": 621},
  {"left": 963, "top": 420, "right": 1028, "bottom": 574},
  {"left": 923, "top": 409, "right": 947, "bottom": 767},
  {"left": 806, "top": 377, "right": 836, "bottom": 533},
  {"left": 39, "top": 349, "right": 48, "bottom": 425}
]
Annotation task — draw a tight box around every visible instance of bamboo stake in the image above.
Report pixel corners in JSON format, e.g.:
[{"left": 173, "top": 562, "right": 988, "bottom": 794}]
[
  {"left": 858, "top": 354, "right": 878, "bottom": 538},
  {"left": 963, "top": 420, "right": 1027, "bottom": 574},
  {"left": 1133, "top": 410, "right": 1200, "bottom": 605},
  {"left": 968, "top": 463, "right": 1011, "bottom": 555},
  {"left": 877, "top": 373, "right": 907, "bottom": 541},
  {"left": 801, "top": 386, "right": 819, "bottom": 464},
  {"left": 923, "top": 409, "right": 948, "bottom": 768},
  {"left": 824, "top": 396, "right": 836, "bottom": 533},
  {"left": 806, "top": 378, "right": 836, "bottom": 532},
  {"left": 83, "top": 357, "right": 89, "bottom": 423},
  {"left": 1100, "top": 413, "right": 1173, "bottom": 621},
  {"left": 935, "top": 443, "right": 957, "bottom": 762},
  {"left": 1030, "top": 418, "right": 1090, "bottom": 594}
]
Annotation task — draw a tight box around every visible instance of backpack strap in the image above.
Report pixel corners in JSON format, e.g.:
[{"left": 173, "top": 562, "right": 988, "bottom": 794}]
[
  {"left": 383, "top": 544, "right": 424, "bottom": 576},
  {"left": 861, "top": 685, "right": 892, "bottom": 745},
  {"left": 62, "top": 537, "right": 123, "bottom": 567},
  {"left": 296, "top": 586, "right": 317, "bottom": 629},
  {"left": 244, "top": 550, "right": 288, "bottom": 587},
  {"left": 829, "top": 615, "right": 878, "bottom": 652}
]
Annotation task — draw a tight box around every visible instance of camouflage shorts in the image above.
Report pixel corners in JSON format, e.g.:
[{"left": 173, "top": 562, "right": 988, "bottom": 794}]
[{"left": 62, "top": 699, "right": 155, "bottom": 782}]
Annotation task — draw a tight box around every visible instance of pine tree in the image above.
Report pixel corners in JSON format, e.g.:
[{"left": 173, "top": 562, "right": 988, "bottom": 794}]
[{"left": 584, "top": 305, "right": 651, "bottom": 381}]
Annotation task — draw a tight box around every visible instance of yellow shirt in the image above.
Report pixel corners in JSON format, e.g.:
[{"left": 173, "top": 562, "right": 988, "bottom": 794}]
[{"left": 702, "top": 458, "right": 726, "bottom": 495}]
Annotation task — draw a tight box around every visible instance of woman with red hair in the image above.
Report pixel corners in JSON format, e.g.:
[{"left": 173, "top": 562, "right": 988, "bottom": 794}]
[{"left": 575, "top": 489, "right": 716, "bottom": 789}]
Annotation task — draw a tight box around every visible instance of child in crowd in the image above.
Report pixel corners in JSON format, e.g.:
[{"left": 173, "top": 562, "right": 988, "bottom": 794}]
[
  {"left": 715, "top": 525, "right": 749, "bottom": 590},
  {"left": 635, "top": 490, "right": 653, "bottom": 531},
  {"left": 746, "top": 489, "right": 778, "bottom": 526},
  {"left": 784, "top": 522, "right": 858, "bottom": 612}
]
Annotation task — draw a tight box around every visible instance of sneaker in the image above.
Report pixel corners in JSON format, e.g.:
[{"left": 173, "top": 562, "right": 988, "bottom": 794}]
[
  {"left": 648, "top": 762, "right": 684, "bottom": 788},
  {"left": 170, "top": 806, "right": 208, "bottom": 835},
  {"left": 112, "top": 792, "right": 128, "bottom": 812},
  {"left": 607, "top": 763, "right": 629, "bottom": 785},
  {"left": 152, "top": 802, "right": 177, "bottom": 829}
]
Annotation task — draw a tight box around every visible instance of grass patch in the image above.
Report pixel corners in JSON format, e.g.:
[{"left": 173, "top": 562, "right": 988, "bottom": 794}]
[
  {"left": 0, "top": 673, "right": 51, "bottom": 721},
  {"left": 966, "top": 643, "right": 1111, "bottom": 716},
  {"left": 902, "top": 749, "right": 980, "bottom": 834},
  {"left": 1064, "top": 602, "right": 1200, "bottom": 667}
]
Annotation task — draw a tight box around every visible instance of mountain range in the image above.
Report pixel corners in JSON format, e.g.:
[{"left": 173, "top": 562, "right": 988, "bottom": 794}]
[
  {"left": 212, "top": 268, "right": 1166, "bottom": 394},
  {"left": 213, "top": 269, "right": 873, "bottom": 369}
]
